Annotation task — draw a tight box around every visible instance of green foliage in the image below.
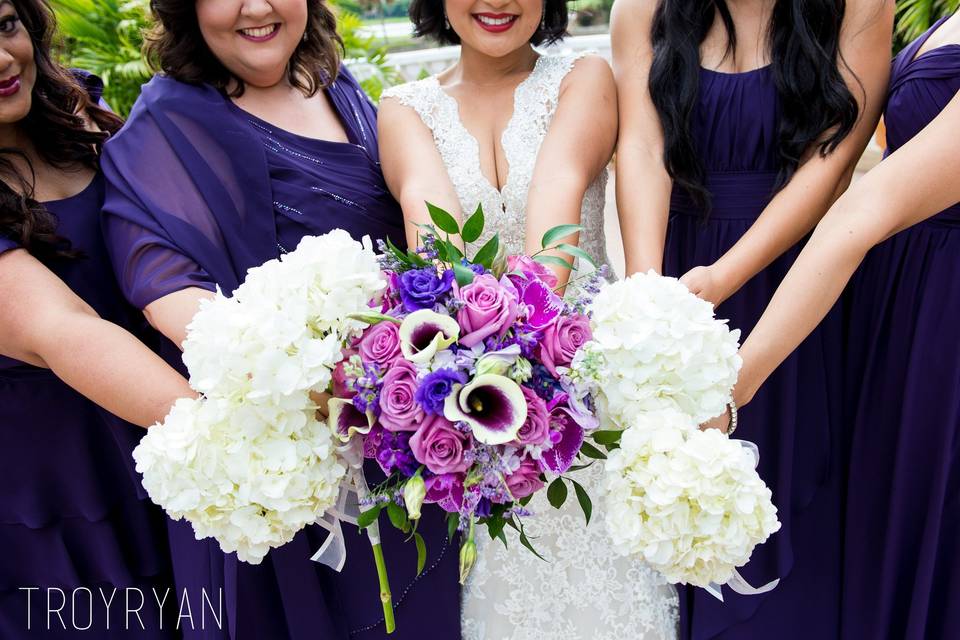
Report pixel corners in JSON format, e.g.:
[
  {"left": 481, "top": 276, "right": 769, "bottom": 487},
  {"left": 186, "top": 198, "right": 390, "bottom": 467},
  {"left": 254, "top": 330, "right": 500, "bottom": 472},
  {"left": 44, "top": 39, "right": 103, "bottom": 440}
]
[
  {"left": 895, "top": 0, "right": 960, "bottom": 51},
  {"left": 336, "top": 8, "right": 402, "bottom": 102},
  {"left": 53, "top": 0, "right": 152, "bottom": 118}
]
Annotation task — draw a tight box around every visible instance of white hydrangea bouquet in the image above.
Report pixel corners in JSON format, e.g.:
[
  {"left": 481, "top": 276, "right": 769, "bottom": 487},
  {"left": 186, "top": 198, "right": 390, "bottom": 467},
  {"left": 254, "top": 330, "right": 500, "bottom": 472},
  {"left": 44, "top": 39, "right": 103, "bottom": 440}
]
[
  {"left": 570, "top": 271, "right": 781, "bottom": 596},
  {"left": 133, "top": 230, "right": 384, "bottom": 565}
]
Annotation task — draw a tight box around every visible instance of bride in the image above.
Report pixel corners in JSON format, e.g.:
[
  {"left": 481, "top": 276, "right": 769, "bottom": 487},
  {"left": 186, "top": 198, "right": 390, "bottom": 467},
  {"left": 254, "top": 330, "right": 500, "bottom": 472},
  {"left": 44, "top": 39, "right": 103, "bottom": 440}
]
[{"left": 378, "top": 0, "right": 679, "bottom": 638}]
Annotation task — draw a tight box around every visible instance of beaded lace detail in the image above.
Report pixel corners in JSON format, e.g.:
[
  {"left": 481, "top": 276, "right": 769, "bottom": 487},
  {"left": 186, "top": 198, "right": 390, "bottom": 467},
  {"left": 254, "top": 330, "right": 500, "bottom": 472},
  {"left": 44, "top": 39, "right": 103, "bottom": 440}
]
[{"left": 384, "top": 53, "right": 679, "bottom": 640}]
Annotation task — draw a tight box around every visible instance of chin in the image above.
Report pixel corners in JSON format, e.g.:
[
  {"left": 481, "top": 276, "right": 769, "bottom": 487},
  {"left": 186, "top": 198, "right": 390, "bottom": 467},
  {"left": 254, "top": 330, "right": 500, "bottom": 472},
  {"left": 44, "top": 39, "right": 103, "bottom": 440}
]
[
  {"left": 236, "top": 66, "right": 289, "bottom": 90},
  {"left": 0, "top": 101, "right": 32, "bottom": 125}
]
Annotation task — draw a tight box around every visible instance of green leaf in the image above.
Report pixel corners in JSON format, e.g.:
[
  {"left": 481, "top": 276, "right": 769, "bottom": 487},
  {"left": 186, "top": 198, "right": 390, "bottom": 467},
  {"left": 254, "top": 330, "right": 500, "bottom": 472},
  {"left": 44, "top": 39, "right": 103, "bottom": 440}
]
[
  {"left": 385, "top": 236, "right": 411, "bottom": 265},
  {"left": 462, "top": 204, "right": 485, "bottom": 243},
  {"left": 347, "top": 311, "right": 402, "bottom": 325},
  {"left": 472, "top": 234, "right": 500, "bottom": 269},
  {"left": 426, "top": 202, "right": 460, "bottom": 235},
  {"left": 567, "top": 461, "right": 596, "bottom": 472},
  {"left": 486, "top": 516, "right": 507, "bottom": 541},
  {"left": 518, "top": 530, "right": 548, "bottom": 562},
  {"left": 413, "top": 532, "right": 427, "bottom": 576},
  {"left": 547, "top": 478, "right": 568, "bottom": 509},
  {"left": 571, "top": 479, "right": 593, "bottom": 526},
  {"left": 453, "top": 263, "right": 476, "bottom": 287},
  {"left": 518, "top": 495, "right": 533, "bottom": 507},
  {"left": 357, "top": 505, "right": 384, "bottom": 529},
  {"left": 579, "top": 441, "right": 608, "bottom": 460},
  {"left": 386, "top": 502, "right": 409, "bottom": 532},
  {"left": 443, "top": 239, "right": 464, "bottom": 262},
  {"left": 406, "top": 251, "right": 430, "bottom": 267},
  {"left": 532, "top": 255, "right": 574, "bottom": 270},
  {"left": 592, "top": 430, "right": 624, "bottom": 446},
  {"left": 541, "top": 224, "right": 583, "bottom": 249},
  {"left": 447, "top": 513, "right": 459, "bottom": 541},
  {"left": 434, "top": 240, "right": 449, "bottom": 263},
  {"left": 557, "top": 243, "right": 598, "bottom": 269}
]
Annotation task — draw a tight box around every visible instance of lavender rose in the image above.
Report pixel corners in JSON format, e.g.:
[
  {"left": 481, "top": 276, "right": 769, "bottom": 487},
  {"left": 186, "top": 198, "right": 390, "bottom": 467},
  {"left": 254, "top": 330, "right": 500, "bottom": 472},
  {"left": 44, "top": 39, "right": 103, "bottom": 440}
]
[
  {"left": 400, "top": 267, "right": 454, "bottom": 312},
  {"left": 457, "top": 274, "right": 519, "bottom": 348},
  {"left": 505, "top": 456, "right": 545, "bottom": 500},
  {"left": 540, "top": 314, "right": 592, "bottom": 377},
  {"left": 415, "top": 368, "right": 467, "bottom": 415},
  {"left": 379, "top": 359, "right": 425, "bottom": 431},
  {"left": 409, "top": 414, "right": 470, "bottom": 474},
  {"left": 514, "top": 386, "right": 551, "bottom": 446},
  {"left": 358, "top": 322, "right": 402, "bottom": 368}
]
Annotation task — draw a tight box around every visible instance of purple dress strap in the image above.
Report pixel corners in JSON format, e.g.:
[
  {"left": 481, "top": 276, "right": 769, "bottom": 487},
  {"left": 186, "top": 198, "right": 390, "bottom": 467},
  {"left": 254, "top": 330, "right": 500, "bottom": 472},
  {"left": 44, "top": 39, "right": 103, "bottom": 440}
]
[{"left": 0, "top": 236, "right": 16, "bottom": 254}]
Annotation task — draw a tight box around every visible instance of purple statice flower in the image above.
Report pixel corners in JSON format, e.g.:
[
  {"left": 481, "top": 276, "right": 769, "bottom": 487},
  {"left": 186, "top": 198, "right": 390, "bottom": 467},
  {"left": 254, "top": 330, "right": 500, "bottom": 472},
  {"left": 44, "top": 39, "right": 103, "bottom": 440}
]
[
  {"left": 530, "top": 364, "right": 563, "bottom": 402},
  {"left": 400, "top": 267, "right": 454, "bottom": 312},
  {"left": 376, "top": 239, "right": 404, "bottom": 272},
  {"left": 466, "top": 260, "right": 487, "bottom": 276},
  {"left": 351, "top": 362, "right": 384, "bottom": 416},
  {"left": 375, "top": 431, "right": 419, "bottom": 477},
  {"left": 419, "top": 235, "right": 439, "bottom": 260},
  {"left": 415, "top": 368, "right": 467, "bottom": 415}
]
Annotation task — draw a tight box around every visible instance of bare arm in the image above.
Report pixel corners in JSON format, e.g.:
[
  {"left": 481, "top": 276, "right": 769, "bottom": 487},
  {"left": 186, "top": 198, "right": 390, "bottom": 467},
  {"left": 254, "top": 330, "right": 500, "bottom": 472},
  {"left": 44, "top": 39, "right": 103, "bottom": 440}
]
[
  {"left": 0, "top": 249, "right": 195, "bottom": 427},
  {"left": 734, "top": 89, "right": 960, "bottom": 408},
  {"left": 525, "top": 55, "right": 618, "bottom": 281},
  {"left": 143, "top": 287, "right": 216, "bottom": 349},
  {"left": 378, "top": 97, "right": 464, "bottom": 249},
  {"left": 611, "top": 0, "right": 673, "bottom": 275},
  {"left": 682, "top": 0, "right": 894, "bottom": 306}
]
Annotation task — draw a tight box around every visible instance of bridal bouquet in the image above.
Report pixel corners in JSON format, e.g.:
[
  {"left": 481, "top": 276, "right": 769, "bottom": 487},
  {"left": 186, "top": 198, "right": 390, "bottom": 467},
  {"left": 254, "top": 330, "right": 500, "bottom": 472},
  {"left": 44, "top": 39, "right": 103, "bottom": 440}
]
[
  {"left": 571, "top": 272, "right": 782, "bottom": 591},
  {"left": 334, "top": 204, "right": 606, "bottom": 583}
]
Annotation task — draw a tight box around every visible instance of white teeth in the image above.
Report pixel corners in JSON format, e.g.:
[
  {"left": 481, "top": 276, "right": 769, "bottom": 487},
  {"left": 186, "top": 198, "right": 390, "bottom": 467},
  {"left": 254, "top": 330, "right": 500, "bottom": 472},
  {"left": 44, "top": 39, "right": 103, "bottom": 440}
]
[
  {"left": 477, "top": 15, "right": 514, "bottom": 26},
  {"left": 240, "top": 24, "right": 277, "bottom": 38}
]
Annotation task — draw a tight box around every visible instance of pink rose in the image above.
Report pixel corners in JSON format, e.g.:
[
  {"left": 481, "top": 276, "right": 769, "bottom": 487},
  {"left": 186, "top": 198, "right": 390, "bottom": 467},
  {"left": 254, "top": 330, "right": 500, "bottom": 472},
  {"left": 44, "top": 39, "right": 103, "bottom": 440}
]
[
  {"left": 409, "top": 414, "right": 470, "bottom": 474},
  {"left": 379, "top": 359, "right": 424, "bottom": 432},
  {"left": 514, "top": 386, "right": 551, "bottom": 446},
  {"left": 507, "top": 255, "right": 559, "bottom": 289},
  {"left": 359, "top": 322, "right": 402, "bottom": 368},
  {"left": 540, "top": 314, "right": 592, "bottom": 377},
  {"left": 424, "top": 472, "right": 466, "bottom": 513},
  {"left": 456, "top": 274, "right": 519, "bottom": 348},
  {"left": 505, "top": 456, "right": 544, "bottom": 500}
]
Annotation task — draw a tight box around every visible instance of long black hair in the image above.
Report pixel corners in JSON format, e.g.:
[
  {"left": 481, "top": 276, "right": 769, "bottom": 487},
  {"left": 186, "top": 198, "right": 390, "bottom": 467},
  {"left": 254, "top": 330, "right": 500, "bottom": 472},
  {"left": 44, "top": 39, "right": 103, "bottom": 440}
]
[
  {"left": 0, "top": 0, "right": 122, "bottom": 262},
  {"left": 649, "top": 0, "right": 860, "bottom": 212}
]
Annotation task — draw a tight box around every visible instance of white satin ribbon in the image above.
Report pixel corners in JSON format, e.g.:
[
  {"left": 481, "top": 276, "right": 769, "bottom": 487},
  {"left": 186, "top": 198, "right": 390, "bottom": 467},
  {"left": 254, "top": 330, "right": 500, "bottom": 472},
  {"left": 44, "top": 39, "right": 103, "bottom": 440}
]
[
  {"left": 310, "top": 440, "right": 371, "bottom": 571},
  {"left": 704, "top": 439, "right": 781, "bottom": 602}
]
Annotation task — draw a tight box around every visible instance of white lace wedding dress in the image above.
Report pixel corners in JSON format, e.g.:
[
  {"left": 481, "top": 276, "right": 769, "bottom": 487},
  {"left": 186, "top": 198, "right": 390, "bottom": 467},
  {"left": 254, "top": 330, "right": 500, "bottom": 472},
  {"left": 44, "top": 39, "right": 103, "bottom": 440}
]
[{"left": 382, "top": 52, "right": 679, "bottom": 640}]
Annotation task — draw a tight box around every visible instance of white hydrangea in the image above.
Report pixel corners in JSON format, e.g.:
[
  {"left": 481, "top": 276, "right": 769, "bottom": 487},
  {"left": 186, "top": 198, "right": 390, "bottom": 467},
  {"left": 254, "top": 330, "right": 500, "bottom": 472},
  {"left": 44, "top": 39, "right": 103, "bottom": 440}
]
[
  {"left": 137, "top": 231, "right": 381, "bottom": 563},
  {"left": 575, "top": 270, "right": 741, "bottom": 425},
  {"left": 135, "top": 396, "right": 347, "bottom": 564},
  {"left": 603, "top": 409, "right": 781, "bottom": 587}
]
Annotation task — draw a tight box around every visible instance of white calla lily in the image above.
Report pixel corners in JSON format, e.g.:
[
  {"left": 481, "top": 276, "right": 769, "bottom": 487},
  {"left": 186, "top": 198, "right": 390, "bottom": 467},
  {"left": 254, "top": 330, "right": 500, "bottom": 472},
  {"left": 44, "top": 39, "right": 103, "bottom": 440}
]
[{"left": 399, "top": 309, "right": 460, "bottom": 364}]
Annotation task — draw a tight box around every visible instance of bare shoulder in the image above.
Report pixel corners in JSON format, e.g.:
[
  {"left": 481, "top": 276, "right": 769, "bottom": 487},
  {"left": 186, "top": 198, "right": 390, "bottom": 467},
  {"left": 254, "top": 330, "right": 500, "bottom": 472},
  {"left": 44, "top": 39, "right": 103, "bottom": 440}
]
[
  {"left": 843, "top": 0, "right": 894, "bottom": 33},
  {"left": 560, "top": 54, "right": 616, "bottom": 98},
  {"left": 610, "top": 0, "right": 658, "bottom": 35}
]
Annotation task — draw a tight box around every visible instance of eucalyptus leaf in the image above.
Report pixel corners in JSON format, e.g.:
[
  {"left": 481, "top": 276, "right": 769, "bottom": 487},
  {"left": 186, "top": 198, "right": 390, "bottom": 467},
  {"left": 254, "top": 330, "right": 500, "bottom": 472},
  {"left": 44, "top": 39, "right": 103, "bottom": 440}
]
[
  {"left": 426, "top": 202, "right": 460, "bottom": 235},
  {"left": 547, "top": 478, "right": 568, "bottom": 509},
  {"left": 592, "top": 430, "right": 624, "bottom": 446},
  {"left": 557, "top": 243, "right": 598, "bottom": 268},
  {"left": 579, "top": 441, "right": 608, "bottom": 460},
  {"left": 533, "top": 254, "right": 574, "bottom": 270},
  {"left": 357, "top": 505, "right": 384, "bottom": 529},
  {"left": 453, "top": 262, "right": 476, "bottom": 287},
  {"left": 571, "top": 479, "right": 593, "bottom": 526},
  {"left": 541, "top": 223, "right": 583, "bottom": 249},
  {"left": 462, "top": 204, "right": 485, "bottom": 243},
  {"left": 472, "top": 234, "right": 500, "bottom": 269},
  {"left": 413, "top": 532, "right": 427, "bottom": 576}
]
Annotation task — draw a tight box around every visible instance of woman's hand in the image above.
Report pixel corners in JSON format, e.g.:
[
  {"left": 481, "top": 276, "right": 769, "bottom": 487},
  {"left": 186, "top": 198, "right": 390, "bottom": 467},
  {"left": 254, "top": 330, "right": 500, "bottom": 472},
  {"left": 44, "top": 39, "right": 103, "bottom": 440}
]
[
  {"left": 700, "top": 406, "right": 732, "bottom": 434},
  {"left": 680, "top": 264, "right": 731, "bottom": 307}
]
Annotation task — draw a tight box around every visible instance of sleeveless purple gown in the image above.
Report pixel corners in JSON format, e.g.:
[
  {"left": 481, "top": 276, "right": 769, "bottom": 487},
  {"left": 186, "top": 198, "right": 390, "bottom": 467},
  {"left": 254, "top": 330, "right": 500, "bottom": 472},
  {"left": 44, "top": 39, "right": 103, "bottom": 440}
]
[
  {"left": 840, "top": 17, "right": 960, "bottom": 639},
  {"left": 0, "top": 173, "right": 177, "bottom": 637},
  {"left": 101, "top": 68, "right": 459, "bottom": 640},
  {"left": 664, "top": 67, "right": 845, "bottom": 639}
]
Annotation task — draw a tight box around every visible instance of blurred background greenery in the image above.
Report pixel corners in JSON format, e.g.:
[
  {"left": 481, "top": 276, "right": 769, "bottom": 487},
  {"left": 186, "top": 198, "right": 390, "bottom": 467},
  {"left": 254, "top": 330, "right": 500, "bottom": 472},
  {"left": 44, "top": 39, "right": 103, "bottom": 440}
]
[{"left": 49, "top": 0, "right": 960, "bottom": 118}]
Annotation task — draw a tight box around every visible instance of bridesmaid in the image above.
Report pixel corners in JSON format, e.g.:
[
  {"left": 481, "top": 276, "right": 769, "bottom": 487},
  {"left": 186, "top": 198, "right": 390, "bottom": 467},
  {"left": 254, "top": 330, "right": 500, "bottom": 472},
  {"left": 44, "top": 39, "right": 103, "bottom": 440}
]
[
  {"left": 100, "top": 1, "right": 459, "bottom": 638},
  {"left": 0, "top": 1, "right": 193, "bottom": 636},
  {"left": 611, "top": 0, "right": 892, "bottom": 637},
  {"left": 729, "top": 13, "right": 960, "bottom": 639}
]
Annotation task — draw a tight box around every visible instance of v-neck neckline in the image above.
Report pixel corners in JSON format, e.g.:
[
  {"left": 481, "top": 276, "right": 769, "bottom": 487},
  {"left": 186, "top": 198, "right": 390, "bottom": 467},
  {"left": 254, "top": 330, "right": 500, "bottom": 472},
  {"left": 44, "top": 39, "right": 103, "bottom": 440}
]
[{"left": 429, "top": 55, "right": 544, "bottom": 199}]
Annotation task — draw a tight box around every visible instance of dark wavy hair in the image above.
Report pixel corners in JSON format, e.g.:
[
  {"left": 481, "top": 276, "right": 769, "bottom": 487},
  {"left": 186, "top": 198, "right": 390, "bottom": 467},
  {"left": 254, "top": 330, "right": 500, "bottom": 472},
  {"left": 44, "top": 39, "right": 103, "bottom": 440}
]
[
  {"left": 649, "top": 0, "right": 860, "bottom": 213},
  {"left": 410, "top": 0, "right": 569, "bottom": 46},
  {"left": 145, "top": 0, "right": 343, "bottom": 98},
  {"left": 0, "top": 0, "right": 123, "bottom": 262}
]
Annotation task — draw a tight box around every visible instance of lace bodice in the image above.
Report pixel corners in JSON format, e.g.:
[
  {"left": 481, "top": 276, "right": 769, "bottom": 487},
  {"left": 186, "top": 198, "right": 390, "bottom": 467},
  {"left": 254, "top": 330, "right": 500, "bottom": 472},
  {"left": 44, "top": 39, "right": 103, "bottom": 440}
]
[
  {"left": 384, "top": 52, "right": 678, "bottom": 640},
  {"left": 382, "top": 53, "right": 609, "bottom": 266}
]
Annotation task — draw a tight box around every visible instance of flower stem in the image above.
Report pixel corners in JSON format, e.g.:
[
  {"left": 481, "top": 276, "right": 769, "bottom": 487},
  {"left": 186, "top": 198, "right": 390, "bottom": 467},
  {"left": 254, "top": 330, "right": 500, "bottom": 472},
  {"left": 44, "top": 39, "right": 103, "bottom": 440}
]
[{"left": 371, "top": 540, "right": 395, "bottom": 634}]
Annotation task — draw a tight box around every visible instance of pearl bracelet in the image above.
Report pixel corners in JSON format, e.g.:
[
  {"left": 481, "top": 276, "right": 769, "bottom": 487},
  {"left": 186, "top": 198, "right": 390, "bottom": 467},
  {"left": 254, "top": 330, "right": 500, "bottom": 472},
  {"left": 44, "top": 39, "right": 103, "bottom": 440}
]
[{"left": 727, "top": 399, "right": 739, "bottom": 436}]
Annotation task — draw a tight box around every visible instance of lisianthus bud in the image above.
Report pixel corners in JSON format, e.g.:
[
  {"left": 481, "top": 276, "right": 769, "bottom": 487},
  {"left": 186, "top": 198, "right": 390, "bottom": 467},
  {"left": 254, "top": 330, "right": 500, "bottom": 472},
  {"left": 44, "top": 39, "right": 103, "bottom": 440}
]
[
  {"left": 403, "top": 475, "right": 426, "bottom": 521},
  {"left": 509, "top": 357, "right": 533, "bottom": 383},
  {"left": 459, "top": 538, "right": 477, "bottom": 585}
]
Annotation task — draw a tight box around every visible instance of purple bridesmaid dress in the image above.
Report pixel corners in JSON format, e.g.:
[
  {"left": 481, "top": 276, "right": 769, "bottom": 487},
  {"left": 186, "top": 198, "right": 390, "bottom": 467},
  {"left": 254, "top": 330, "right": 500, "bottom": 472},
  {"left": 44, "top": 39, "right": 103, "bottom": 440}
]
[
  {"left": 664, "top": 67, "right": 845, "bottom": 639},
  {"left": 840, "top": 17, "right": 960, "bottom": 639},
  {"left": 100, "top": 68, "right": 459, "bottom": 640},
  {"left": 0, "top": 173, "right": 178, "bottom": 637}
]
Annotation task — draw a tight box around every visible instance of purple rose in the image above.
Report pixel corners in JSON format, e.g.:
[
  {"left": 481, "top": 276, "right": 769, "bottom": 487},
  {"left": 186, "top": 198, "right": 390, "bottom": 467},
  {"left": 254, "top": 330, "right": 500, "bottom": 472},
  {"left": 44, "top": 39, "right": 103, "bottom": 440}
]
[
  {"left": 514, "top": 386, "right": 551, "bottom": 446},
  {"left": 540, "top": 314, "right": 592, "bottom": 377},
  {"left": 375, "top": 430, "right": 419, "bottom": 477},
  {"left": 409, "top": 414, "right": 470, "bottom": 475},
  {"left": 379, "top": 359, "right": 425, "bottom": 432},
  {"left": 505, "top": 456, "right": 544, "bottom": 500},
  {"left": 456, "top": 275, "right": 519, "bottom": 348},
  {"left": 415, "top": 368, "right": 467, "bottom": 415},
  {"left": 541, "top": 407, "right": 585, "bottom": 474},
  {"left": 359, "top": 322, "right": 402, "bottom": 368},
  {"left": 507, "top": 255, "right": 558, "bottom": 289},
  {"left": 400, "top": 267, "right": 454, "bottom": 312},
  {"left": 424, "top": 472, "right": 466, "bottom": 513}
]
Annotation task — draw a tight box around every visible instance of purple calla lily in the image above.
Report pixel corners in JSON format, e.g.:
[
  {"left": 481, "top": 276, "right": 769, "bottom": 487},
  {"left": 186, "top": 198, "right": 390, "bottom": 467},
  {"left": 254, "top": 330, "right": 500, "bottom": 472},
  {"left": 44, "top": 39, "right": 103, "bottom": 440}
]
[
  {"left": 399, "top": 309, "right": 460, "bottom": 364},
  {"left": 444, "top": 374, "right": 527, "bottom": 445}
]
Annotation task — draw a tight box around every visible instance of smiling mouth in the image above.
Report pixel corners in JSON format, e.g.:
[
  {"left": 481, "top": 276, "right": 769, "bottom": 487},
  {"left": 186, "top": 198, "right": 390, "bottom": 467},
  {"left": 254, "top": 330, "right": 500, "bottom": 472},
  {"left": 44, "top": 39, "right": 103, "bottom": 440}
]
[
  {"left": 237, "top": 23, "right": 280, "bottom": 41},
  {"left": 473, "top": 13, "right": 519, "bottom": 32},
  {"left": 0, "top": 75, "right": 21, "bottom": 97}
]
